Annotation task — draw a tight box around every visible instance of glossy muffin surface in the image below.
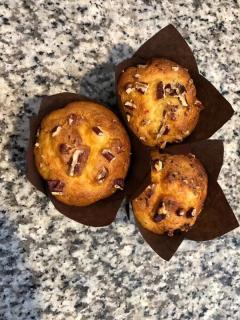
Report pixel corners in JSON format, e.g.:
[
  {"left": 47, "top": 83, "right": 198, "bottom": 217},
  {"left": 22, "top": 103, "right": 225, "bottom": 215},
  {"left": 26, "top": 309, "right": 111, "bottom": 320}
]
[
  {"left": 118, "top": 58, "right": 203, "bottom": 147},
  {"left": 132, "top": 152, "right": 208, "bottom": 235},
  {"left": 34, "top": 101, "right": 130, "bottom": 206}
]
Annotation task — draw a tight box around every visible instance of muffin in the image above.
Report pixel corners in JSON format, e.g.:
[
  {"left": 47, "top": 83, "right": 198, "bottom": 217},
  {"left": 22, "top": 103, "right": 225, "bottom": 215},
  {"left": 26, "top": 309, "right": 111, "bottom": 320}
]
[
  {"left": 117, "top": 58, "right": 204, "bottom": 148},
  {"left": 132, "top": 152, "right": 208, "bottom": 235},
  {"left": 34, "top": 101, "right": 131, "bottom": 206}
]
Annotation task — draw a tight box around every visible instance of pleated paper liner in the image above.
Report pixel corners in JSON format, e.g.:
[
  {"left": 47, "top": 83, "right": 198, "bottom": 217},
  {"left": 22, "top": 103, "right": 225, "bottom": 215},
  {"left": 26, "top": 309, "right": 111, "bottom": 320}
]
[
  {"left": 133, "top": 140, "right": 239, "bottom": 261},
  {"left": 26, "top": 93, "right": 151, "bottom": 227},
  {"left": 115, "top": 24, "right": 234, "bottom": 142}
]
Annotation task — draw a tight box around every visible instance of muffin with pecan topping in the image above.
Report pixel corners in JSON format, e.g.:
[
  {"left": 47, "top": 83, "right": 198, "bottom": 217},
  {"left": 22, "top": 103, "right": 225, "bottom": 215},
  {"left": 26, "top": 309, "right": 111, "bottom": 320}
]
[
  {"left": 132, "top": 152, "right": 208, "bottom": 235},
  {"left": 34, "top": 101, "right": 130, "bottom": 206},
  {"left": 117, "top": 58, "right": 203, "bottom": 148}
]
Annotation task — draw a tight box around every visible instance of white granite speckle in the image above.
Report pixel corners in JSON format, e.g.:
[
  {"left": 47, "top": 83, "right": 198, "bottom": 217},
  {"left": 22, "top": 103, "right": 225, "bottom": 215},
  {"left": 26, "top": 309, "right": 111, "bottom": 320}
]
[{"left": 0, "top": 0, "right": 240, "bottom": 319}]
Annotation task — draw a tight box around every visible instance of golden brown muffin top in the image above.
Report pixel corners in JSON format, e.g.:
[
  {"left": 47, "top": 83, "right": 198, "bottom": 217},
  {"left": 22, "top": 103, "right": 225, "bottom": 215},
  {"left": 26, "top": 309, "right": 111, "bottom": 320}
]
[
  {"left": 34, "top": 101, "right": 131, "bottom": 206},
  {"left": 118, "top": 58, "right": 203, "bottom": 148},
  {"left": 132, "top": 152, "right": 208, "bottom": 235}
]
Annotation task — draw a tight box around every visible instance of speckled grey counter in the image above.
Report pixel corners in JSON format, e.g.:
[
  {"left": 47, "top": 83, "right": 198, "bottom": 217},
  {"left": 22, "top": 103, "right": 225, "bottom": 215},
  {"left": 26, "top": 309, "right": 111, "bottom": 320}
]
[{"left": 0, "top": 1, "right": 239, "bottom": 319}]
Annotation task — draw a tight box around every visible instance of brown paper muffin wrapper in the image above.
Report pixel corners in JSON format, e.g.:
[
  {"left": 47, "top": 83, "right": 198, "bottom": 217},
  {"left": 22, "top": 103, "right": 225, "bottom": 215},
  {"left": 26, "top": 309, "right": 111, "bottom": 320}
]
[
  {"left": 115, "top": 25, "right": 238, "bottom": 260},
  {"left": 26, "top": 93, "right": 151, "bottom": 227},
  {"left": 133, "top": 140, "right": 239, "bottom": 261}
]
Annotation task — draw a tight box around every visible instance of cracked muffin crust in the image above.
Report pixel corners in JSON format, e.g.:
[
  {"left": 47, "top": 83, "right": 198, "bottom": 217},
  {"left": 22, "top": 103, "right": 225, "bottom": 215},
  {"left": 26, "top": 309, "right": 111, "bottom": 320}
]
[
  {"left": 117, "top": 58, "right": 204, "bottom": 148},
  {"left": 132, "top": 152, "right": 208, "bottom": 235},
  {"left": 34, "top": 101, "right": 131, "bottom": 206}
]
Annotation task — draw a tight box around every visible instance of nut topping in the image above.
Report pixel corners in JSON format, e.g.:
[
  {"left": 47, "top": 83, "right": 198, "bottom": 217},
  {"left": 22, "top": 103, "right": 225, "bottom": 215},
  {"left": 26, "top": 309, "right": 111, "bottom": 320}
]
[
  {"left": 135, "top": 81, "right": 149, "bottom": 94},
  {"left": 172, "top": 66, "right": 179, "bottom": 71},
  {"left": 153, "top": 213, "right": 166, "bottom": 222},
  {"left": 125, "top": 83, "right": 135, "bottom": 94},
  {"left": 176, "top": 84, "right": 186, "bottom": 94},
  {"left": 165, "top": 83, "right": 177, "bottom": 96},
  {"left": 124, "top": 100, "right": 136, "bottom": 110},
  {"left": 102, "top": 149, "right": 115, "bottom": 162},
  {"left": 176, "top": 208, "right": 185, "bottom": 216},
  {"left": 156, "top": 123, "right": 167, "bottom": 139},
  {"left": 167, "top": 230, "right": 174, "bottom": 237},
  {"left": 59, "top": 143, "right": 72, "bottom": 154},
  {"left": 113, "top": 178, "right": 124, "bottom": 190},
  {"left": 194, "top": 100, "right": 204, "bottom": 110},
  {"left": 134, "top": 73, "right": 141, "bottom": 79},
  {"left": 159, "top": 141, "right": 167, "bottom": 149},
  {"left": 137, "top": 64, "right": 147, "bottom": 68},
  {"left": 69, "top": 146, "right": 90, "bottom": 176},
  {"left": 151, "top": 159, "right": 163, "bottom": 172},
  {"left": 35, "top": 142, "right": 39, "bottom": 147},
  {"left": 92, "top": 126, "right": 103, "bottom": 136},
  {"left": 47, "top": 180, "right": 65, "bottom": 195},
  {"left": 178, "top": 93, "right": 188, "bottom": 107},
  {"left": 156, "top": 81, "right": 164, "bottom": 99},
  {"left": 145, "top": 185, "right": 154, "bottom": 199},
  {"left": 126, "top": 113, "right": 131, "bottom": 122},
  {"left": 163, "top": 126, "right": 170, "bottom": 135},
  {"left": 69, "top": 149, "right": 82, "bottom": 176},
  {"left": 186, "top": 208, "right": 197, "bottom": 218},
  {"left": 68, "top": 113, "right": 78, "bottom": 125},
  {"left": 51, "top": 125, "right": 62, "bottom": 137},
  {"left": 97, "top": 167, "right": 109, "bottom": 183}
]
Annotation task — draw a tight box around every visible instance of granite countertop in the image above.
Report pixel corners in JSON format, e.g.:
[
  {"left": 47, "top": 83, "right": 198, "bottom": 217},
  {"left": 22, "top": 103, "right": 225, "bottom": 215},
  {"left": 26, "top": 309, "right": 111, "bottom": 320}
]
[{"left": 0, "top": 1, "right": 239, "bottom": 319}]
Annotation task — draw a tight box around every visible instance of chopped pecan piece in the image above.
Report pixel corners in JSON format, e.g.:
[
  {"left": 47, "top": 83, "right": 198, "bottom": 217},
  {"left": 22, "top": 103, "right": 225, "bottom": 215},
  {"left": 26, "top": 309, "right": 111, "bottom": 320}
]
[
  {"left": 151, "top": 159, "right": 163, "bottom": 172},
  {"left": 69, "top": 146, "right": 90, "bottom": 176},
  {"left": 59, "top": 143, "right": 71, "bottom": 154},
  {"left": 186, "top": 208, "right": 197, "bottom": 218},
  {"left": 68, "top": 113, "right": 78, "bottom": 125},
  {"left": 47, "top": 180, "right": 65, "bottom": 195},
  {"left": 135, "top": 81, "right": 149, "bottom": 94},
  {"left": 102, "top": 149, "right": 115, "bottom": 162},
  {"left": 113, "top": 178, "right": 124, "bottom": 190},
  {"left": 163, "top": 126, "right": 170, "bottom": 135},
  {"left": 159, "top": 141, "right": 167, "bottom": 149},
  {"left": 125, "top": 83, "right": 134, "bottom": 94},
  {"left": 97, "top": 167, "right": 108, "bottom": 182},
  {"left": 124, "top": 100, "right": 136, "bottom": 110},
  {"left": 153, "top": 201, "right": 168, "bottom": 221},
  {"left": 156, "top": 123, "right": 167, "bottom": 139},
  {"left": 176, "top": 84, "right": 186, "bottom": 94},
  {"left": 92, "top": 126, "right": 103, "bottom": 136},
  {"left": 126, "top": 113, "right": 131, "bottom": 122},
  {"left": 145, "top": 184, "right": 155, "bottom": 200},
  {"left": 176, "top": 208, "right": 185, "bottom": 216},
  {"left": 165, "top": 83, "right": 177, "bottom": 96},
  {"left": 172, "top": 66, "right": 179, "bottom": 71},
  {"left": 153, "top": 213, "right": 166, "bottom": 222},
  {"left": 51, "top": 125, "right": 62, "bottom": 137},
  {"left": 97, "top": 167, "right": 109, "bottom": 183},
  {"left": 194, "top": 100, "right": 204, "bottom": 110},
  {"left": 156, "top": 81, "right": 164, "bottom": 99},
  {"left": 178, "top": 93, "right": 188, "bottom": 107},
  {"left": 167, "top": 230, "right": 174, "bottom": 237}
]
